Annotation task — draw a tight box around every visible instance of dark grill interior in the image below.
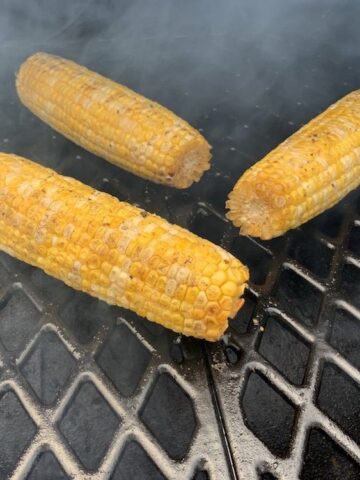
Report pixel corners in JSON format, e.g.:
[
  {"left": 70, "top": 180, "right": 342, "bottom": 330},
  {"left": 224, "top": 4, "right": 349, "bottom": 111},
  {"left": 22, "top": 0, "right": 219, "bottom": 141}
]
[{"left": 0, "top": 0, "right": 360, "bottom": 478}]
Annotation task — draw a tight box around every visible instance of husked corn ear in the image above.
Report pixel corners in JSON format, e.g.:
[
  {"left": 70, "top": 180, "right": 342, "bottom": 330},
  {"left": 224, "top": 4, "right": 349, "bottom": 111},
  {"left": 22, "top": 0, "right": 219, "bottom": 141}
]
[
  {"left": 0, "top": 153, "right": 248, "bottom": 341},
  {"left": 16, "top": 52, "right": 211, "bottom": 188},
  {"left": 227, "top": 91, "right": 360, "bottom": 239}
]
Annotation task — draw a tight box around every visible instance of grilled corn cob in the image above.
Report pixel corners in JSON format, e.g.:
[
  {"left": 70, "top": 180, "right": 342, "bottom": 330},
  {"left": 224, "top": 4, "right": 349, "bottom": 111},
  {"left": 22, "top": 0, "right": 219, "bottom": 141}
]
[
  {"left": 227, "top": 91, "right": 360, "bottom": 239},
  {"left": 0, "top": 153, "right": 248, "bottom": 341},
  {"left": 16, "top": 52, "right": 211, "bottom": 188}
]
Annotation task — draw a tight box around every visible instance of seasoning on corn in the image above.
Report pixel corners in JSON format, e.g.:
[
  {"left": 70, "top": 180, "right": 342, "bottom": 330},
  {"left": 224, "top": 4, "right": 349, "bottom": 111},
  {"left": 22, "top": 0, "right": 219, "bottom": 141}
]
[
  {"left": 226, "top": 91, "right": 360, "bottom": 239},
  {"left": 0, "top": 153, "right": 248, "bottom": 341},
  {"left": 16, "top": 52, "right": 211, "bottom": 189}
]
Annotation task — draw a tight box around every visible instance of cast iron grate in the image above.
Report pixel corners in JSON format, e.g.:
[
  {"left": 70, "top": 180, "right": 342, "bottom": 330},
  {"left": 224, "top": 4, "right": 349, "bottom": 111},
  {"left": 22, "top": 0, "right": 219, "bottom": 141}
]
[
  {"left": 140, "top": 372, "right": 197, "bottom": 461},
  {"left": 300, "top": 428, "right": 360, "bottom": 480},
  {"left": 0, "top": 93, "right": 359, "bottom": 480},
  {"left": 110, "top": 441, "right": 166, "bottom": 480},
  {"left": 207, "top": 185, "right": 360, "bottom": 479},
  {"left": 26, "top": 451, "right": 68, "bottom": 480},
  {"left": 19, "top": 329, "right": 76, "bottom": 406},
  {"left": 96, "top": 323, "right": 152, "bottom": 398},
  {"left": 1, "top": 188, "right": 359, "bottom": 479},
  {"left": 0, "top": 391, "right": 37, "bottom": 478},
  {"left": 256, "top": 314, "right": 311, "bottom": 386}
]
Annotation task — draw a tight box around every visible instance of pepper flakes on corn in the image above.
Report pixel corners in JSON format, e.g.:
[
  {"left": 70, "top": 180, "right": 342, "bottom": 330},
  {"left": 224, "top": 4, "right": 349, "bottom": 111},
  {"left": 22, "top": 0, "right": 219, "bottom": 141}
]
[
  {"left": 16, "top": 52, "right": 211, "bottom": 188},
  {"left": 227, "top": 90, "right": 360, "bottom": 239},
  {"left": 0, "top": 153, "right": 248, "bottom": 341}
]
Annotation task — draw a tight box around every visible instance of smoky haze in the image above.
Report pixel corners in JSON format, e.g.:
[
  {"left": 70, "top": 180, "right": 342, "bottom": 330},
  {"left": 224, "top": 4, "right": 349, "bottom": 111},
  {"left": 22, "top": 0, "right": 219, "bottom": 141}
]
[{"left": 0, "top": 0, "right": 359, "bottom": 199}]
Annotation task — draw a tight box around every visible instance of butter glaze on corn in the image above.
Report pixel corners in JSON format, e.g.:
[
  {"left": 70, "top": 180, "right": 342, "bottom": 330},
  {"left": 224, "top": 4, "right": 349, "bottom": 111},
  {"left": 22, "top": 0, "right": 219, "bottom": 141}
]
[
  {"left": 16, "top": 52, "right": 211, "bottom": 188},
  {"left": 227, "top": 90, "right": 360, "bottom": 239},
  {"left": 0, "top": 153, "right": 248, "bottom": 341}
]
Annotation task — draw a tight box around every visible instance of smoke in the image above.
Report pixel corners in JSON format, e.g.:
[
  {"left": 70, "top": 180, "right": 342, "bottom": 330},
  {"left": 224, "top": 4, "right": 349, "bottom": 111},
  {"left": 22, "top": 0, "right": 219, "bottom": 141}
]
[{"left": 0, "top": 0, "right": 359, "bottom": 179}]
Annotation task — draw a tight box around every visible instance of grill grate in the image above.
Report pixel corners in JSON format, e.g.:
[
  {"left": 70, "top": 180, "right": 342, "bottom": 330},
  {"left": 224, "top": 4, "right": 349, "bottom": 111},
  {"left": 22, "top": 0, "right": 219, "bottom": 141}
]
[
  {"left": 0, "top": 252, "right": 231, "bottom": 479},
  {"left": 1, "top": 1, "right": 360, "bottom": 478},
  {"left": 207, "top": 189, "right": 360, "bottom": 479}
]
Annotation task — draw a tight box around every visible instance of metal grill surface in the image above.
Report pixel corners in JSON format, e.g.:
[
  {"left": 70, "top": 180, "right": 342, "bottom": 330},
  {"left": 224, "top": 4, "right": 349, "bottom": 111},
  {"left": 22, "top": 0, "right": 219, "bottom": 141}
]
[{"left": 0, "top": 1, "right": 360, "bottom": 479}]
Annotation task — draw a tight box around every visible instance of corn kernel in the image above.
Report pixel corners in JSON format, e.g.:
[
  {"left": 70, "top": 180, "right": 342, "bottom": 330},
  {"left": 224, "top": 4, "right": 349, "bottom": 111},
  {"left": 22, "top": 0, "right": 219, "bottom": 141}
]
[{"left": 211, "top": 270, "right": 227, "bottom": 286}]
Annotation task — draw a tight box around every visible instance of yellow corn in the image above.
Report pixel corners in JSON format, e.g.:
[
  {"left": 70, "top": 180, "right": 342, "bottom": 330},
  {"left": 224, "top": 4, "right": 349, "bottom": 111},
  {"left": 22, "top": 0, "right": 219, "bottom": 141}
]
[
  {"left": 226, "top": 91, "right": 360, "bottom": 239},
  {"left": 16, "top": 53, "right": 211, "bottom": 189},
  {"left": 0, "top": 153, "right": 248, "bottom": 341}
]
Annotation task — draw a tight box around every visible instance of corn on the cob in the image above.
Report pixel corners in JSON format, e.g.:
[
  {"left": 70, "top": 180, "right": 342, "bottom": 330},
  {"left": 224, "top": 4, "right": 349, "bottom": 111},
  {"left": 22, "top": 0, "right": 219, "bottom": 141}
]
[
  {"left": 0, "top": 153, "right": 248, "bottom": 341},
  {"left": 16, "top": 53, "right": 211, "bottom": 189},
  {"left": 226, "top": 91, "right": 360, "bottom": 239}
]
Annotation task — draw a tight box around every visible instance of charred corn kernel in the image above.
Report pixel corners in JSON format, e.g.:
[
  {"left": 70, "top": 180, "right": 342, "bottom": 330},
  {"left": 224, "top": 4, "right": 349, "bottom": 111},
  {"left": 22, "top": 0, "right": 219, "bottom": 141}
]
[
  {"left": 0, "top": 153, "right": 248, "bottom": 341},
  {"left": 16, "top": 52, "right": 211, "bottom": 188},
  {"left": 206, "top": 302, "right": 221, "bottom": 315},
  {"left": 227, "top": 91, "right": 360, "bottom": 239},
  {"left": 199, "top": 277, "right": 210, "bottom": 290}
]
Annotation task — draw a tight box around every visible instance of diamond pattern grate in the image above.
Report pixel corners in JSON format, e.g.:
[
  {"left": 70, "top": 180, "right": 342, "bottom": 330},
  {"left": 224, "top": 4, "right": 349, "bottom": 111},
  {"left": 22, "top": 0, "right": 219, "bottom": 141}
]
[
  {"left": 0, "top": 265, "right": 231, "bottom": 479},
  {"left": 208, "top": 188, "right": 360, "bottom": 479}
]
